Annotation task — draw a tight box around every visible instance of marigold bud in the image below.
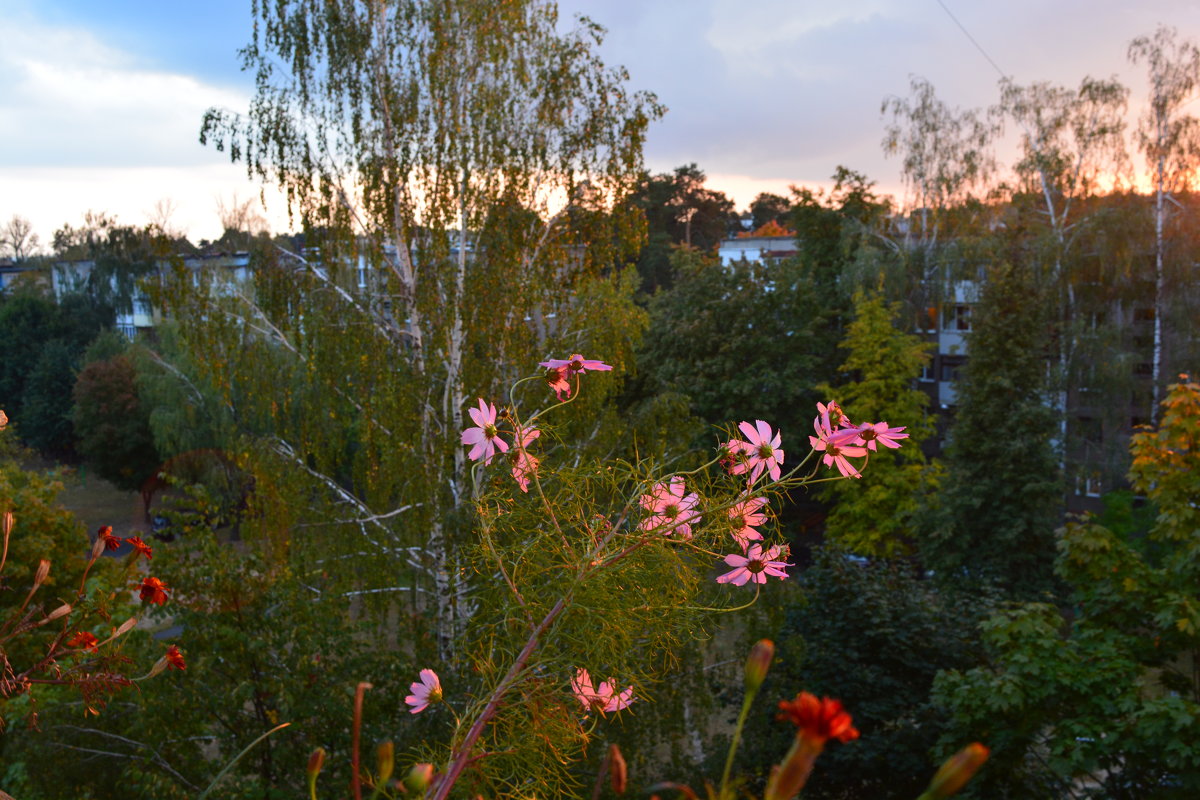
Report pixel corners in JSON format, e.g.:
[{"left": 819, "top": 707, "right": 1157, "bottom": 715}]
[
  {"left": 307, "top": 747, "right": 326, "bottom": 799},
  {"left": 307, "top": 747, "right": 326, "bottom": 777},
  {"left": 405, "top": 762, "right": 435, "bottom": 793},
  {"left": 376, "top": 741, "right": 395, "bottom": 785},
  {"left": 764, "top": 735, "right": 823, "bottom": 800},
  {"left": 745, "top": 639, "right": 774, "bottom": 692},
  {"left": 923, "top": 743, "right": 989, "bottom": 799},
  {"left": 146, "top": 654, "right": 170, "bottom": 680},
  {"left": 111, "top": 617, "right": 138, "bottom": 639},
  {"left": 608, "top": 743, "right": 628, "bottom": 795},
  {"left": 33, "top": 558, "right": 50, "bottom": 588},
  {"left": 45, "top": 603, "right": 72, "bottom": 622}
]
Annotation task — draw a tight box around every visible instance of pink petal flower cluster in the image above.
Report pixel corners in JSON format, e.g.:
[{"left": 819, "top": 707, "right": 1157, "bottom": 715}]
[
  {"left": 817, "top": 400, "right": 852, "bottom": 431},
  {"left": 461, "top": 399, "right": 508, "bottom": 464},
  {"left": 511, "top": 424, "right": 541, "bottom": 493},
  {"left": 724, "top": 420, "right": 785, "bottom": 484},
  {"left": 638, "top": 476, "right": 701, "bottom": 539},
  {"left": 540, "top": 354, "right": 613, "bottom": 374},
  {"left": 546, "top": 367, "right": 572, "bottom": 401},
  {"left": 854, "top": 421, "right": 909, "bottom": 451},
  {"left": 539, "top": 354, "right": 612, "bottom": 401},
  {"left": 810, "top": 415, "right": 869, "bottom": 478},
  {"left": 809, "top": 402, "right": 909, "bottom": 478},
  {"left": 571, "top": 668, "right": 634, "bottom": 713},
  {"left": 405, "top": 669, "right": 442, "bottom": 714},
  {"left": 716, "top": 543, "right": 793, "bottom": 586},
  {"left": 728, "top": 496, "right": 768, "bottom": 549}
]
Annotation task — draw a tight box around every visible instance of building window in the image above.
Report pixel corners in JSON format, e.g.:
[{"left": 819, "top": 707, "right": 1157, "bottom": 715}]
[
  {"left": 943, "top": 304, "right": 972, "bottom": 332},
  {"left": 1133, "top": 307, "right": 1156, "bottom": 323},
  {"left": 134, "top": 298, "right": 153, "bottom": 315},
  {"left": 940, "top": 361, "right": 961, "bottom": 382},
  {"left": 1075, "top": 474, "right": 1103, "bottom": 497},
  {"left": 117, "top": 323, "right": 137, "bottom": 340},
  {"left": 917, "top": 306, "right": 938, "bottom": 333},
  {"left": 919, "top": 362, "right": 935, "bottom": 382},
  {"left": 1134, "top": 362, "right": 1153, "bottom": 377}
]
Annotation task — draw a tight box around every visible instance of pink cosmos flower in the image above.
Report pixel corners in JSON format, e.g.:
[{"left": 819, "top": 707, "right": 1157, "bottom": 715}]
[
  {"left": 809, "top": 417, "right": 869, "bottom": 479},
  {"left": 461, "top": 399, "right": 509, "bottom": 465},
  {"left": 405, "top": 669, "right": 442, "bottom": 714},
  {"left": 511, "top": 425, "right": 541, "bottom": 493},
  {"left": 855, "top": 421, "right": 909, "bottom": 451},
  {"left": 817, "top": 400, "right": 853, "bottom": 431},
  {"left": 717, "top": 543, "right": 793, "bottom": 586},
  {"left": 539, "top": 354, "right": 613, "bottom": 374},
  {"left": 571, "top": 668, "right": 635, "bottom": 713},
  {"left": 728, "top": 496, "right": 768, "bottom": 548},
  {"left": 726, "top": 420, "right": 785, "bottom": 483},
  {"left": 546, "top": 367, "right": 572, "bottom": 401},
  {"left": 638, "top": 476, "right": 701, "bottom": 539}
]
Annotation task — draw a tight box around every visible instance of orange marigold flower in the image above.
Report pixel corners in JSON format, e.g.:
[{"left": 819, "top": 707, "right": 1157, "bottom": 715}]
[
  {"left": 165, "top": 645, "right": 186, "bottom": 671},
  {"left": 68, "top": 631, "right": 99, "bottom": 652},
  {"left": 139, "top": 576, "right": 170, "bottom": 605},
  {"left": 126, "top": 536, "right": 153, "bottom": 559},
  {"left": 776, "top": 692, "right": 859, "bottom": 744},
  {"left": 98, "top": 525, "right": 122, "bottom": 550}
]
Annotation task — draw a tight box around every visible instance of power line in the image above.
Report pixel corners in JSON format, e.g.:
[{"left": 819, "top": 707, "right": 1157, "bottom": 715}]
[{"left": 935, "top": 0, "right": 1009, "bottom": 80}]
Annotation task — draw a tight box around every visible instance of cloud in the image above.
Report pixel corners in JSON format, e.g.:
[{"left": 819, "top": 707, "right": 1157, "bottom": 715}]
[
  {"left": 0, "top": 164, "right": 292, "bottom": 249},
  {"left": 0, "top": 6, "right": 249, "bottom": 169}
]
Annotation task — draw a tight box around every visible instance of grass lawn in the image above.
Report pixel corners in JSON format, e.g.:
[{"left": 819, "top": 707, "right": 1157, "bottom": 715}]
[{"left": 22, "top": 455, "right": 147, "bottom": 539}]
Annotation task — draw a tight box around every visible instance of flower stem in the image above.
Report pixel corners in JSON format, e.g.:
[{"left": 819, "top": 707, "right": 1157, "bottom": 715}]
[
  {"left": 720, "top": 686, "right": 758, "bottom": 796},
  {"left": 430, "top": 597, "right": 567, "bottom": 800}
]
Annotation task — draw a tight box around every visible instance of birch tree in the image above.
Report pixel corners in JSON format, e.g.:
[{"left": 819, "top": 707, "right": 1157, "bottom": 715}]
[
  {"left": 1128, "top": 26, "right": 1200, "bottom": 420},
  {"left": 995, "top": 75, "right": 1129, "bottom": 472},
  {"left": 880, "top": 76, "right": 997, "bottom": 251},
  {"left": 192, "top": 0, "right": 660, "bottom": 655}
]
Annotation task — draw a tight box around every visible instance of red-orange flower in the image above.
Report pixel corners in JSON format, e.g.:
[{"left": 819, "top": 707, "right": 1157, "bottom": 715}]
[
  {"left": 68, "top": 631, "right": 99, "bottom": 652},
  {"left": 98, "top": 525, "right": 122, "bottom": 550},
  {"left": 165, "top": 645, "right": 186, "bottom": 671},
  {"left": 139, "top": 576, "right": 170, "bottom": 605},
  {"left": 126, "top": 536, "right": 153, "bottom": 559},
  {"left": 776, "top": 692, "right": 859, "bottom": 744}
]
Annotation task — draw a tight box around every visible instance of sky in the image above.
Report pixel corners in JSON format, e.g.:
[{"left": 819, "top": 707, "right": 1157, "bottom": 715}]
[{"left": 2, "top": 0, "right": 1199, "bottom": 247}]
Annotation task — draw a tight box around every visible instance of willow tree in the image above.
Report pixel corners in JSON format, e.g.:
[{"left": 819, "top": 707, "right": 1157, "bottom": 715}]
[{"left": 191, "top": 0, "right": 659, "bottom": 653}]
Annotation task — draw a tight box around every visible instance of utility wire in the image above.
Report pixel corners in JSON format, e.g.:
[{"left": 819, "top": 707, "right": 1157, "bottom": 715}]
[{"left": 935, "top": 0, "right": 1009, "bottom": 80}]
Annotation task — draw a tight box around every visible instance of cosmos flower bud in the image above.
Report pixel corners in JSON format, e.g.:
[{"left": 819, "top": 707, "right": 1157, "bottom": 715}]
[
  {"left": 2, "top": 510, "right": 13, "bottom": 536},
  {"left": 376, "top": 741, "right": 395, "bottom": 785},
  {"left": 744, "top": 639, "right": 775, "bottom": 692},
  {"left": 608, "top": 744, "right": 628, "bottom": 795},
  {"left": 405, "top": 763, "right": 435, "bottom": 793},
  {"left": 922, "top": 743, "right": 989, "bottom": 799}
]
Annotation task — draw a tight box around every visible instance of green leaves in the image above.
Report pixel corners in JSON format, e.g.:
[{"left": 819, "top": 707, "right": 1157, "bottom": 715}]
[{"left": 820, "top": 290, "right": 940, "bottom": 556}]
